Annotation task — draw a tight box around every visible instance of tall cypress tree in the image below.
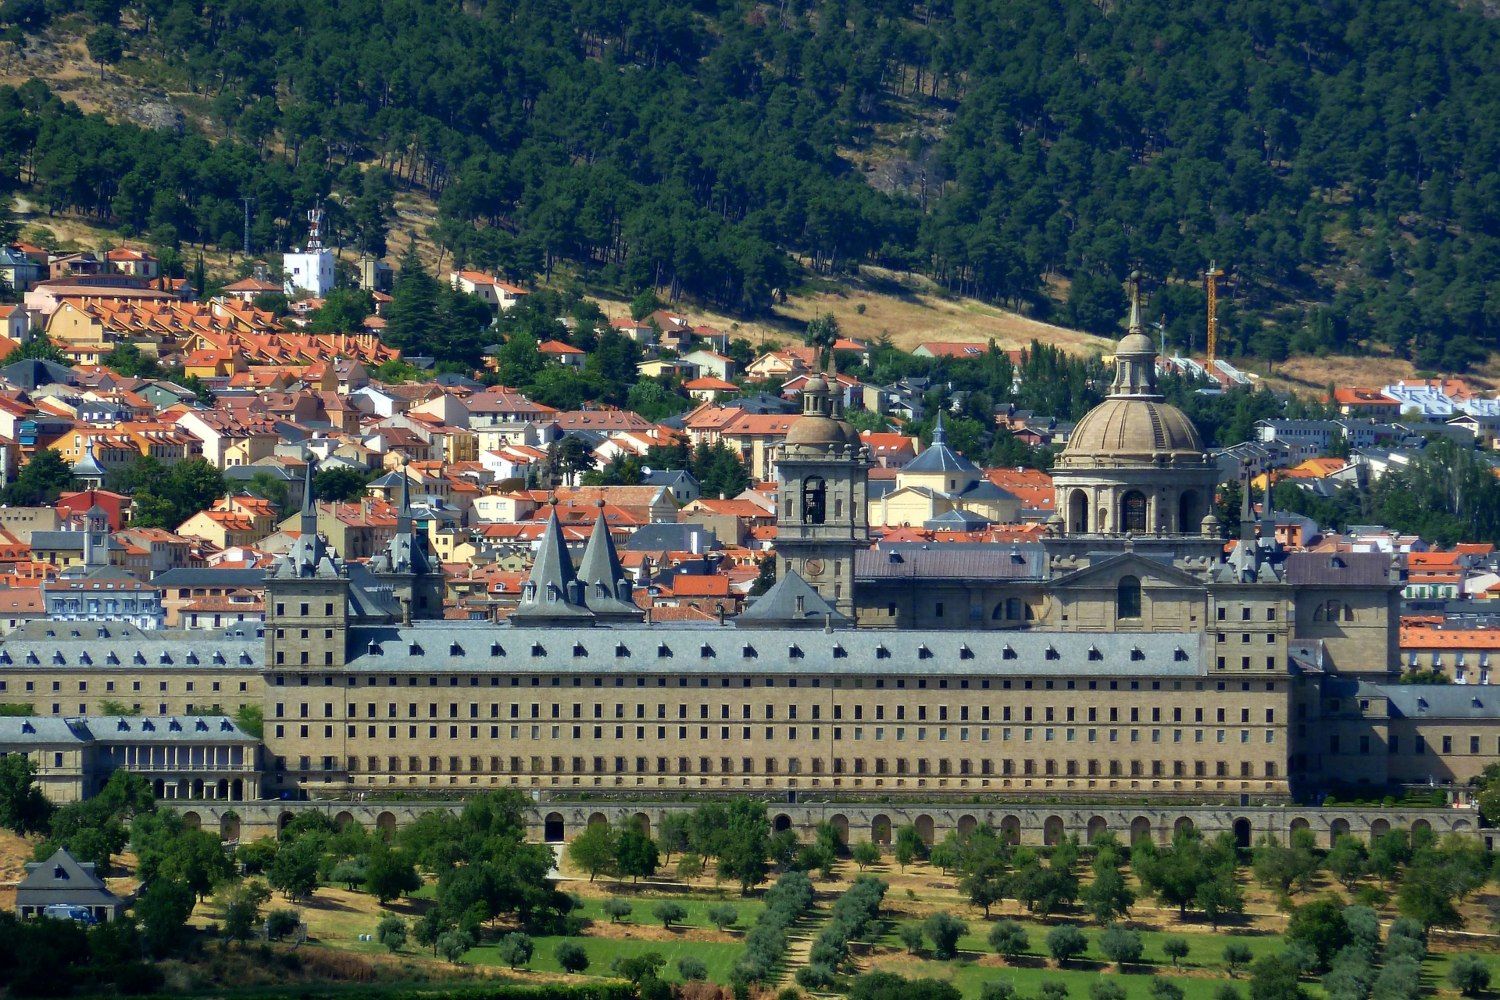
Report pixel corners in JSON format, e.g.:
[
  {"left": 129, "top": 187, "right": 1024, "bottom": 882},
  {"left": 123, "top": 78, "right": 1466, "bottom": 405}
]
[{"left": 385, "top": 246, "right": 440, "bottom": 357}]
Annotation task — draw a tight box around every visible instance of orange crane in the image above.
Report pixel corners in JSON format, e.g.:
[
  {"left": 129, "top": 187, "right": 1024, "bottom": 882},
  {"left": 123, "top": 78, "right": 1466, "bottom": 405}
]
[{"left": 1204, "top": 261, "right": 1225, "bottom": 366}]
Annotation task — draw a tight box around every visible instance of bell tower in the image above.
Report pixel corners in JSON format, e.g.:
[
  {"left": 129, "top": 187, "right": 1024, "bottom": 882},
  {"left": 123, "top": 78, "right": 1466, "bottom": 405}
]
[{"left": 774, "top": 373, "right": 868, "bottom": 617}]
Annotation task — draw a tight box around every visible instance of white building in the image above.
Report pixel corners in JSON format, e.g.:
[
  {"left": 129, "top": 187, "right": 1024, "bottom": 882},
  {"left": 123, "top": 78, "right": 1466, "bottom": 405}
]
[{"left": 282, "top": 207, "right": 336, "bottom": 298}]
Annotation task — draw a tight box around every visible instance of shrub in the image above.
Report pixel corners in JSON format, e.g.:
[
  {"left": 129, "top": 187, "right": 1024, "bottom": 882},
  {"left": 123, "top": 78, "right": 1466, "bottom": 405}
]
[
  {"left": 707, "top": 904, "right": 739, "bottom": 930},
  {"left": 1038, "top": 984, "right": 1068, "bottom": 1000},
  {"left": 1046, "top": 924, "right": 1087, "bottom": 967},
  {"left": 922, "top": 912, "right": 967, "bottom": 960},
  {"left": 1214, "top": 987, "right": 1244, "bottom": 1000},
  {"left": 603, "top": 899, "right": 633, "bottom": 923},
  {"left": 1223, "top": 941, "right": 1253, "bottom": 977},
  {"left": 654, "top": 901, "right": 687, "bottom": 928},
  {"left": 1161, "top": 936, "right": 1190, "bottom": 967},
  {"left": 556, "top": 941, "right": 590, "bottom": 973},
  {"left": 979, "top": 983, "right": 1017, "bottom": 1000},
  {"left": 265, "top": 909, "right": 300, "bottom": 941},
  {"left": 988, "top": 919, "right": 1028, "bottom": 961},
  {"left": 436, "top": 929, "right": 475, "bottom": 964},
  {"left": 496, "top": 931, "right": 533, "bottom": 968},
  {"left": 1150, "top": 979, "right": 1185, "bottom": 1000},
  {"left": 1099, "top": 924, "right": 1143, "bottom": 967},
  {"left": 1449, "top": 954, "right": 1491, "bottom": 996},
  {"left": 1089, "top": 983, "right": 1126, "bottom": 1000},
  {"left": 679, "top": 956, "right": 709, "bottom": 981},
  {"left": 899, "top": 924, "right": 924, "bottom": 954},
  {"left": 375, "top": 915, "right": 406, "bottom": 952},
  {"left": 796, "top": 963, "right": 835, "bottom": 989}
]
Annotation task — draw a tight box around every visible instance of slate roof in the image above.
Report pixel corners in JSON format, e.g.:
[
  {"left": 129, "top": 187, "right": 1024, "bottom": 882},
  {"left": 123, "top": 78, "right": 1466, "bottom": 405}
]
[
  {"left": 737, "top": 570, "right": 846, "bottom": 628},
  {"left": 153, "top": 568, "right": 268, "bottom": 588},
  {"left": 0, "top": 622, "right": 262, "bottom": 669},
  {"left": 341, "top": 620, "right": 1203, "bottom": 677},
  {"left": 903, "top": 414, "right": 981, "bottom": 475},
  {"left": 17, "top": 849, "right": 121, "bottom": 911},
  {"left": 855, "top": 543, "right": 1046, "bottom": 581},
  {"left": 1377, "top": 684, "right": 1500, "bottom": 720},
  {"left": 0, "top": 717, "right": 90, "bottom": 744},
  {"left": 1283, "top": 551, "right": 1394, "bottom": 586}
]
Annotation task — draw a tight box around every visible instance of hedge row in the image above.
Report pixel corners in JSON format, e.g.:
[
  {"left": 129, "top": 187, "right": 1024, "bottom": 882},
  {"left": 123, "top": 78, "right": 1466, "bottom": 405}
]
[
  {"left": 797, "top": 877, "right": 887, "bottom": 988},
  {"left": 732, "top": 871, "right": 816, "bottom": 985}
]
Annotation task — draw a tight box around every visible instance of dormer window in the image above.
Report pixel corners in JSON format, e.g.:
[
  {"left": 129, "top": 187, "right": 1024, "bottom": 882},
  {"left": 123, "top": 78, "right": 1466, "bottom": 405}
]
[
  {"left": 700, "top": 644, "right": 714, "bottom": 658},
  {"left": 531, "top": 643, "right": 545, "bottom": 657},
  {"left": 832, "top": 644, "right": 847, "bottom": 659},
  {"left": 959, "top": 645, "right": 974, "bottom": 660},
  {"left": 1088, "top": 647, "right": 1102, "bottom": 661},
  {"left": 917, "top": 645, "right": 933, "bottom": 660},
  {"left": 1045, "top": 646, "right": 1060, "bottom": 661},
  {"left": 449, "top": 643, "right": 463, "bottom": 656},
  {"left": 741, "top": 645, "right": 757, "bottom": 659},
  {"left": 788, "top": 645, "right": 803, "bottom": 659},
  {"left": 615, "top": 643, "right": 629, "bottom": 658},
  {"left": 875, "top": 645, "right": 890, "bottom": 659},
  {"left": 1130, "top": 647, "right": 1145, "bottom": 661},
  {"left": 490, "top": 643, "right": 504, "bottom": 656},
  {"left": 1002, "top": 646, "right": 1017, "bottom": 660},
  {"left": 572, "top": 644, "right": 587, "bottom": 658},
  {"left": 657, "top": 643, "right": 672, "bottom": 658}
]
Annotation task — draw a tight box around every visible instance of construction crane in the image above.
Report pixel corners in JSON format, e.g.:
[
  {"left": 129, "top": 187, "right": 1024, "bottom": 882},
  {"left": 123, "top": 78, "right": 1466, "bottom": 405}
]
[{"left": 1204, "top": 260, "right": 1225, "bottom": 367}]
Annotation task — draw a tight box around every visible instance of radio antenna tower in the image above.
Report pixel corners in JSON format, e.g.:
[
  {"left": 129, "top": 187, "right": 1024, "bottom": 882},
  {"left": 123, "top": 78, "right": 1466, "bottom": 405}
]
[
  {"left": 306, "top": 204, "right": 325, "bottom": 252},
  {"left": 240, "top": 195, "right": 255, "bottom": 255}
]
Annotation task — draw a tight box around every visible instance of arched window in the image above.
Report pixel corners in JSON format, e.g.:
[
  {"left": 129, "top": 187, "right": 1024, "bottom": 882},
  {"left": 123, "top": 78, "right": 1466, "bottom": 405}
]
[
  {"left": 1068, "top": 490, "right": 1089, "bottom": 533},
  {"left": 1178, "top": 490, "right": 1198, "bottom": 532},
  {"left": 1117, "top": 575, "right": 1142, "bottom": 620},
  {"left": 1120, "top": 491, "right": 1148, "bottom": 534},
  {"left": 1006, "top": 597, "right": 1022, "bottom": 620},
  {"left": 802, "top": 476, "right": 826, "bottom": 524}
]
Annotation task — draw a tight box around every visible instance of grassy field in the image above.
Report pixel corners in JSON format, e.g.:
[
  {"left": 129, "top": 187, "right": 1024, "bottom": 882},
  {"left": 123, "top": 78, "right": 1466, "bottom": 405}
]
[
  {"left": 569, "top": 892, "right": 765, "bottom": 931},
  {"left": 876, "top": 916, "right": 1288, "bottom": 971},
  {"left": 465, "top": 934, "right": 744, "bottom": 982}
]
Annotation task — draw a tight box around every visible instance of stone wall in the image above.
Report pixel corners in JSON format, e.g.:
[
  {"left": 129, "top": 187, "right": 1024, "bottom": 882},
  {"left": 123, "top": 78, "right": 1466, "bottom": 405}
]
[{"left": 170, "top": 797, "right": 1483, "bottom": 851}]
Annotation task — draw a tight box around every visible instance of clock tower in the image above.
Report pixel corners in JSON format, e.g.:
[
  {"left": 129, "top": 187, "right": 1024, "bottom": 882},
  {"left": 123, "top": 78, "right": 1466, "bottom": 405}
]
[{"left": 774, "top": 372, "right": 868, "bottom": 618}]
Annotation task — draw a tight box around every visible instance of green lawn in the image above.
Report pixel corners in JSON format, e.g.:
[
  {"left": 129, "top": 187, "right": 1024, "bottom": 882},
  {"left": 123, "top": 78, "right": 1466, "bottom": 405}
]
[
  {"left": 866, "top": 959, "right": 1248, "bottom": 1000},
  {"left": 571, "top": 893, "right": 765, "bottom": 931},
  {"left": 873, "top": 932, "right": 1500, "bottom": 998},
  {"left": 879, "top": 917, "right": 1286, "bottom": 972},
  {"left": 466, "top": 935, "right": 744, "bottom": 983}
]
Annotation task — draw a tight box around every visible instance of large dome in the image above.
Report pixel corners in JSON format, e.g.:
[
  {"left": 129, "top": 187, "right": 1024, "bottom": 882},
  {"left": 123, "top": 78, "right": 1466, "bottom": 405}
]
[
  {"left": 1058, "top": 397, "right": 1206, "bottom": 466},
  {"left": 785, "top": 414, "right": 847, "bottom": 446}
]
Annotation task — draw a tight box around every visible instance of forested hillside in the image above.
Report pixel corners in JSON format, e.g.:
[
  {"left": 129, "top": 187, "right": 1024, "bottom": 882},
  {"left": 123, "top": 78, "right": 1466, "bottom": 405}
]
[{"left": 0, "top": 0, "right": 1497, "bottom": 367}]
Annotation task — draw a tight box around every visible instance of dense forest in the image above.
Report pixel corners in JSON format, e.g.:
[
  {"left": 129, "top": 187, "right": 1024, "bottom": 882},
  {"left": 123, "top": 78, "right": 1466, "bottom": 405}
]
[{"left": 0, "top": 0, "right": 1497, "bottom": 365}]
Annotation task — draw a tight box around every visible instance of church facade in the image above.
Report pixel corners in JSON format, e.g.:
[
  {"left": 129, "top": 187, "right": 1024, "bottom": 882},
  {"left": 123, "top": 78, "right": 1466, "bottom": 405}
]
[{"left": 0, "top": 292, "right": 1494, "bottom": 816}]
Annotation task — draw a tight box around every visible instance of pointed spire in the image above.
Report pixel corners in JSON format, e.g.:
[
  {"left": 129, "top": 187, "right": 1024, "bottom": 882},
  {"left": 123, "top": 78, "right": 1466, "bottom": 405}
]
[
  {"left": 300, "top": 456, "right": 319, "bottom": 538},
  {"left": 396, "top": 460, "right": 413, "bottom": 535},
  {"left": 578, "top": 500, "right": 642, "bottom": 621},
  {"left": 512, "top": 497, "right": 593, "bottom": 624},
  {"left": 932, "top": 410, "right": 946, "bottom": 445}
]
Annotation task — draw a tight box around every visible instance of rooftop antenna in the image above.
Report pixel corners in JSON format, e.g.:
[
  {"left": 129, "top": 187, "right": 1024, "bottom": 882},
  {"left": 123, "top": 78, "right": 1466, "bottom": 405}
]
[{"left": 305, "top": 204, "right": 325, "bottom": 252}]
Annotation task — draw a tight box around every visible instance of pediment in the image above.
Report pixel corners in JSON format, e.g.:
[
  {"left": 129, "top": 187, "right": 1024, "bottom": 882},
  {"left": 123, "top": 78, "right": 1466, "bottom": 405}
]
[{"left": 1048, "top": 550, "right": 1206, "bottom": 592}]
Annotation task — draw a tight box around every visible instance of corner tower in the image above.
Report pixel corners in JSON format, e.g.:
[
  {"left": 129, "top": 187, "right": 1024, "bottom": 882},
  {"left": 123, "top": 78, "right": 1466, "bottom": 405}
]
[
  {"left": 774, "top": 372, "right": 868, "bottom": 618},
  {"left": 265, "top": 459, "right": 353, "bottom": 669}
]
